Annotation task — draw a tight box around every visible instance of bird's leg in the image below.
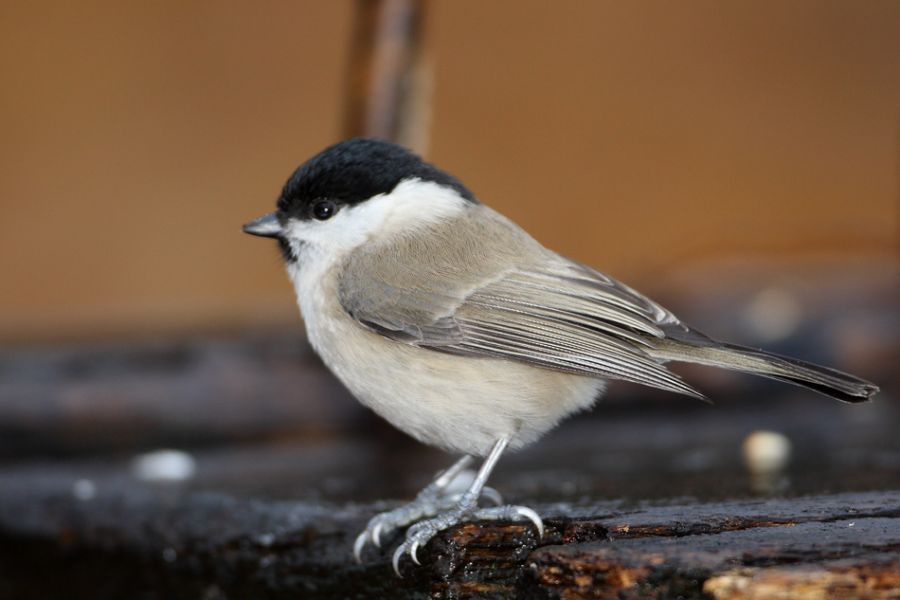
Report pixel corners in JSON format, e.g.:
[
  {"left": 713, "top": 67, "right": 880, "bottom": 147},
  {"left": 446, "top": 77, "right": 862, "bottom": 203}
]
[
  {"left": 391, "top": 437, "right": 544, "bottom": 576},
  {"left": 354, "top": 455, "right": 475, "bottom": 562}
]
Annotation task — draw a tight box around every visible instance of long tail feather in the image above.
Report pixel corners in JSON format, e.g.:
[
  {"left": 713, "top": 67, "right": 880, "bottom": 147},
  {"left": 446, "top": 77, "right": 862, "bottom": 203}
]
[{"left": 649, "top": 335, "right": 878, "bottom": 404}]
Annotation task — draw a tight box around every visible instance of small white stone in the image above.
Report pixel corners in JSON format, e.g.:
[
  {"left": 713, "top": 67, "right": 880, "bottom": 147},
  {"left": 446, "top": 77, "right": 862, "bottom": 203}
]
[
  {"left": 742, "top": 430, "right": 792, "bottom": 475},
  {"left": 72, "top": 479, "right": 97, "bottom": 501},
  {"left": 131, "top": 449, "right": 196, "bottom": 482}
]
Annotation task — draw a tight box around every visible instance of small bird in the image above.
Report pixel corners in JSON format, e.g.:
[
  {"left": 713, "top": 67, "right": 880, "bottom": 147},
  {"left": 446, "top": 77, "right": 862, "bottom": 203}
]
[{"left": 243, "top": 138, "right": 878, "bottom": 574}]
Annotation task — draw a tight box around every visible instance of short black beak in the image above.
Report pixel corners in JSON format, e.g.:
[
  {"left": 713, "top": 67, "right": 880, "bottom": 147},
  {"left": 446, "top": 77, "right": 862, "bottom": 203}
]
[{"left": 242, "top": 213, "right": 282, "bottom": 238}]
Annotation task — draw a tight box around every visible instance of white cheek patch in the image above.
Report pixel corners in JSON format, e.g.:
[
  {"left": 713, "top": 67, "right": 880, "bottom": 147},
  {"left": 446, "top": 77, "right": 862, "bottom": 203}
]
[{"left": 283, "top": 178, "right": 469, "bottom": 255}]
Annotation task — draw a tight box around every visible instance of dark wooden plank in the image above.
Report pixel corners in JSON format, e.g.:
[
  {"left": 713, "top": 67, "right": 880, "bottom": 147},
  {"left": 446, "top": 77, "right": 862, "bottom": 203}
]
[
  {"left": 528, "top": 519, "right": 900, "bottom": 599},
  {"left": 0, "top": 463, "right": 897, "bottom": 599}
]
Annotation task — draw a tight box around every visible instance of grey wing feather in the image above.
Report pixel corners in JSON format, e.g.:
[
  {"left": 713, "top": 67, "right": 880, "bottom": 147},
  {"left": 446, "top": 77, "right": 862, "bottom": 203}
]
[
  {"left": 452, "top": 260, "right": 703, "bottom": 397},
  {"left": 337, "top": 208, "right": 703, "bottom": 399}
]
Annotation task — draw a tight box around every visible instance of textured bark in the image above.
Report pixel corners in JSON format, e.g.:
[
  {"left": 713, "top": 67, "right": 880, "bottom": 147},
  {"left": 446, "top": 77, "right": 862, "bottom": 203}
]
[{"left": 0, "top": 467, "right": 897, "bottom": 599}]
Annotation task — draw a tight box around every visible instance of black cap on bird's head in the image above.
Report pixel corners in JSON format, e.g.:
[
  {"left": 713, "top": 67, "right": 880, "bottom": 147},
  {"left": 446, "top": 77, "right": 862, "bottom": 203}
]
[
  {"left": 242, "top": 138, "right": 476, "bottom": 242},
  {"left": 278, "top": 138, "right": 476, "bottom": 216}
]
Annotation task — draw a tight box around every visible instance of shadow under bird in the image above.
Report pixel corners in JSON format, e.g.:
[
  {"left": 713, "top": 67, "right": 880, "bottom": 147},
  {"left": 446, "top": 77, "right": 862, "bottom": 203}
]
[{"left": 243, "top": 138, "right": 878, "bottom": 575}]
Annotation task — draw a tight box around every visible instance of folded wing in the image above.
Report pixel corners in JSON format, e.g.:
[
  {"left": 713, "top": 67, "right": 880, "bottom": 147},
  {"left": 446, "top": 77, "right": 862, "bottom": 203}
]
[{"left": 337, "top": 209, "right": 703, "bottom": 398}]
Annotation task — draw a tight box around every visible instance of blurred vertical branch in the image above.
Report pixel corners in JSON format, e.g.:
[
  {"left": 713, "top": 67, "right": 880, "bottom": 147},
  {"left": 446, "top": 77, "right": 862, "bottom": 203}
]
[{"left": 343, "top": 0, "right": 431, "bottom": 153}]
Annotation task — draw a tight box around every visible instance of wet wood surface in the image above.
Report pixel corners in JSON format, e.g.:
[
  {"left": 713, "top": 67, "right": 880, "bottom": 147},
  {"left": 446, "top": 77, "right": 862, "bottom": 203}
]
[{"left": 0, "top": 466, "right": 897, "bottom": 599}]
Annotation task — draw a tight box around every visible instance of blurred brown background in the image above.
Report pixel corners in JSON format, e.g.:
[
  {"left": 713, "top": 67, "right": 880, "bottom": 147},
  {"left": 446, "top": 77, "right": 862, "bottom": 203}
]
[
  {"left": 1, "top": 1, "right": 897, "bottom": 343},
  {"left": 1, "top": 7, "right": 899, "bottom": 595}
]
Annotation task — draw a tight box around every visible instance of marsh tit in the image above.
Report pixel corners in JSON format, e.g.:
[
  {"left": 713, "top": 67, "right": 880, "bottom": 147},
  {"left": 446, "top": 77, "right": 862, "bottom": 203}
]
[{"left": 243, "top": 138, "right": 877, "bottom": 574}]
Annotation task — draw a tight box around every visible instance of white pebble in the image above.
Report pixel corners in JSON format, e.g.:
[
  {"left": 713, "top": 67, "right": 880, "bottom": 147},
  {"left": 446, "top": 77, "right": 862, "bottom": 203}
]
[
  {"left": 742, "top": 430, "right": 792, "bottom": 475},
  {"left": 131, "top": 449, "right": 196, "bottom": 482},
  {"left": 72, "top": 478, "right": 97, "bottom": 501}
]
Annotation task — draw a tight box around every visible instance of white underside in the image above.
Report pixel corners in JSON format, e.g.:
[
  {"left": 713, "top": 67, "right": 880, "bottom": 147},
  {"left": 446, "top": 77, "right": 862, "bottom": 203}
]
[
  {"left": 283, "top": 180, "right": 606, "bottom": 456},
  {"left": 291, "top": 254, "right": 604, "bottom": 455}
]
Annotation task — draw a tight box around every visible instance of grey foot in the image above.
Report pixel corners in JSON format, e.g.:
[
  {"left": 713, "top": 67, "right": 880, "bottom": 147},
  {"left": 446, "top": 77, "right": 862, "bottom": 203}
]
[
  {"left": 391, "top": 504, "right": 543, "bottom": 576},
  {"left": 353, "top": 472, "right": 503, "bottom": 563}
]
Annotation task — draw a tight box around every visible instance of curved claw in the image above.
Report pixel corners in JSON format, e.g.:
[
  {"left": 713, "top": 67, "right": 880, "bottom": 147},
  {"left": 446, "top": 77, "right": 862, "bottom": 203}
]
[
  {"left": 481, "top": 486, "right": 503, "bottom": 506},
  {"left": 515, "top": 506, "right": 544, "bottom": 539},
  {"left": 372, "top": 521, "right": 384, "bottom": 547},
  {"left": 392, "top": 544, "right": 406, "bottom": 577},
  {"left": 473, "top": 504, "right": 545, "bottom": 540},
  {"left": 353, "top": 530, "right": 368, "bottom": 563},
  {"left": 410, "top": 540, "right": 421, "bottom": 565}
]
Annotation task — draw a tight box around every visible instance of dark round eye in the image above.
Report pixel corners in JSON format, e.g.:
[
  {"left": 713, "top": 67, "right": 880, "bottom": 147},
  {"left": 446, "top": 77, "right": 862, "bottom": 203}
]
[{"left": 312, "top": 200, "right": 337, "bottom": 221}]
